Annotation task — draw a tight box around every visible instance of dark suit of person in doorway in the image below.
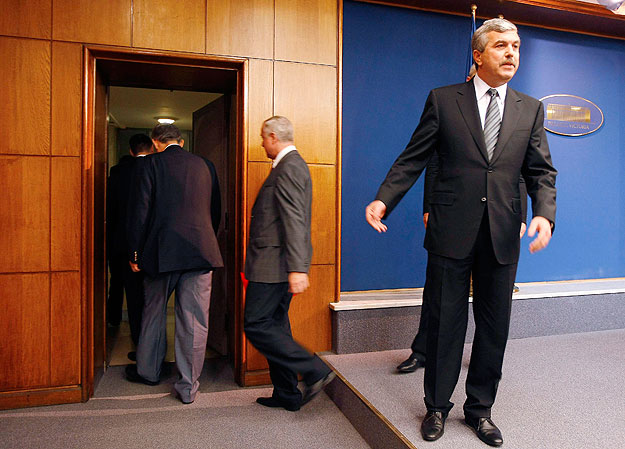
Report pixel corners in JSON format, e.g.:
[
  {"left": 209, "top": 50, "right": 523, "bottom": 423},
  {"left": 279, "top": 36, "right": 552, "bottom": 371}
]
[
  {"left": 125, "top": 124, "right": 222, "bottom": 405},
  {"left": 366, "top": 19, "right": 556, "bottom": 446},
  {"left": 106, "top": 133, "right": 153, "bottom": 359},
  {"left": 244, "top": 116, "right": 335, "bottom": 412}
]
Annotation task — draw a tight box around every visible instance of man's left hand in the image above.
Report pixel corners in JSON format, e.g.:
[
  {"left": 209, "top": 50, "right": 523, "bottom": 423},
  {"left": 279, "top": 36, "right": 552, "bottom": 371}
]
[
  {"left": 288, "top": 272, "right": 309, "bottom": 294},
  {"left": 527, "top": 216, "right": 552, "bottom": 253}
]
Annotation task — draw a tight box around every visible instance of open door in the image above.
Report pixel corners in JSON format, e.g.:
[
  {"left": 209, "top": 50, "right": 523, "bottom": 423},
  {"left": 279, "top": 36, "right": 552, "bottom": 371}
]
[
  {"left": 91, "top": 65, "right": 109, "bottom": 392},
  {"left": 192, "top": 95, "right": 235, "bottom": 357}
]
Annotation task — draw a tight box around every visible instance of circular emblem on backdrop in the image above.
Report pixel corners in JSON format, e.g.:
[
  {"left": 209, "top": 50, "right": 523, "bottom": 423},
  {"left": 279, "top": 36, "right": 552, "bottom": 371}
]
[{"left": 539, "top": 94, "right": 603, "bottom": 137}]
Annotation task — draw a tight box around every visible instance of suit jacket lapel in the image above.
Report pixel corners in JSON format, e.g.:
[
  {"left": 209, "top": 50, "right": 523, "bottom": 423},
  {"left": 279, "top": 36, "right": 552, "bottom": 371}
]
[
  {"left": 456, "top": 80, "right": 489, "bottom": 163},
  {"left": 490, "top": 88, "right": 522, "bottom": 164}
]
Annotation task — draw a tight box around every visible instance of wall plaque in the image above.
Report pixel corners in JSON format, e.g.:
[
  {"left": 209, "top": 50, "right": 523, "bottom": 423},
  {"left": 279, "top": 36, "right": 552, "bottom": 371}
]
[{"left": 539, "top": 94, "right": 603, "bottom": 136}]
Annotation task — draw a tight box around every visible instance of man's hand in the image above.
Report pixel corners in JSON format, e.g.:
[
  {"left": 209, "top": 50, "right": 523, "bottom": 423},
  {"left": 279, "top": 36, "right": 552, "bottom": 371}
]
[
  {"left": 520, "top": 222, "right": 526, "bottom": 238},
  {"left": 527, "top": 216, "right": 552, "bottom": 253},
  {"left": 288, "top": 272, "right": 309, "bottom": 294},
  {"left": 129, "top": 261, "right": 141, "bottom": 272},
  {"left": 365, "top": 200, "right": 388, "bottom": 233},
  {"left": 423, "top": 212, "right": 429, "bottom": 229}
]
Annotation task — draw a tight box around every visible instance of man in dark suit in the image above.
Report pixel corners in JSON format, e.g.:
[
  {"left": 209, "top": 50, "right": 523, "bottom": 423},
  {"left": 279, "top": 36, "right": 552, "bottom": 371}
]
[
  {"left": 106, "top": 134, "right": 152, "bottom": 359},
  {"left": 366, "top": 19, "right": 557, "bottom": 446},
  {"left": 125, "top": 124, "right": 222, "bottom": 405},
  {"left": 396, "top": 153, "right": 528, "bottom": 374},
  {"left": 244, "top": 116, "right": 335, "bottom": 412}
]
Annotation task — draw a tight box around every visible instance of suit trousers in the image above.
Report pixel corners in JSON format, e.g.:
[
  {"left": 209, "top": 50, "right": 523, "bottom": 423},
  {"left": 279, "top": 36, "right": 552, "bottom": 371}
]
[
  {"left": 137, "top": 269, "right": 213, "bottom": 403},
  {"left": 106, "top": 255, "right": 125, "bottom": 326},
  {"left": 423, "top": 209, "right": 517, "bottom": 418},
  {"left": 244, "top": 281, "right": 330, "bottom": 405},
  {"left": 410, "top": 295, "right": 429, "bottom": 361}
]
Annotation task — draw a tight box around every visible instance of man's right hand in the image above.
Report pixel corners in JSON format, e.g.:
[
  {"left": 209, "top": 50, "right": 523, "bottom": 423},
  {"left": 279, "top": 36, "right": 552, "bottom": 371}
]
[
  {"left": 129, "top": 261, "right": 141, "bottom": 273},
  {"left": 423, "top": 212, "right": 429, "bottom": 229},
  {"left": 365, "top": 200, "right": 388, "bottom": 233}
]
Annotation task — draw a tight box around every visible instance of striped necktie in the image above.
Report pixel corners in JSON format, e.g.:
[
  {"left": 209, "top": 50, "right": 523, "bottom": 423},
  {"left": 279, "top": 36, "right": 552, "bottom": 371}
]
[{"left": 483, "top": 88, "right": 501, "bottom": 161}]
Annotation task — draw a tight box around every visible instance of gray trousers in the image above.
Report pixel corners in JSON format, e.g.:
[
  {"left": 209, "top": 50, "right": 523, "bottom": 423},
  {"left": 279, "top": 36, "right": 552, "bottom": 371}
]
[{"left": 136, "top": 269, "right": 213, "bottom": 403}]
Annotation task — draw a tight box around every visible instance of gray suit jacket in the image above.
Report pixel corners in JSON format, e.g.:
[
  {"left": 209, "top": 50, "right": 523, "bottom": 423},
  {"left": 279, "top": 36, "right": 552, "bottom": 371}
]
[{"left": 244, "top": 150, "right": 312, "bottom": 283}]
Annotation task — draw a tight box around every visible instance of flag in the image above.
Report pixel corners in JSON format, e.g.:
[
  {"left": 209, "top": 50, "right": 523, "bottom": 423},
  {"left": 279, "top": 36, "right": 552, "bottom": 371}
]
[{"left": 465, "top": 5, "right": 477, "bottom": 80}]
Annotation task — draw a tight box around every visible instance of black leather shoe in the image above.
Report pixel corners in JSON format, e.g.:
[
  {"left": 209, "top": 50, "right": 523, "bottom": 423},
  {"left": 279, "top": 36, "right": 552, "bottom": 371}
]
[
  {"left": 125, "top": 365, "right": 159, "bottom": 386},
  {"left": 396, "top": 354, "right": 425, "bottom": 373},
  {"left": 256, "top": 396, "right": 300, "bottom": 412},
  {"left": 465, "top": 416, "right": 504, "bottom": 447},
  {"left": 302, "top": 371, "right": 336, "bottom": 405},
  {"left": 421, "top": 411, "right": 446, "bottom": 441},
  {"left": 127, "top": 351, "right": 137, "bottom": 361}
]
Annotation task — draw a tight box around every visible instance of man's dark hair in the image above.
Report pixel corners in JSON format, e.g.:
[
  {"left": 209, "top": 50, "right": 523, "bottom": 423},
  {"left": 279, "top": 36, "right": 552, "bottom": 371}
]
[
  {"left": 151, "top": 124, "right": 183, "bottom": 143},
  {"left": 129, "top": 133, "right": 153, "bottom": 155}
]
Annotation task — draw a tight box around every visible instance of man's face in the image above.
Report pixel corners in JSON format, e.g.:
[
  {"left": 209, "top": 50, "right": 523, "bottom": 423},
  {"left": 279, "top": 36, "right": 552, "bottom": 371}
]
[
  {"left": 474, "top": 30, "right": 520, "bottom": 87},
  {"left": 261, "top": 128, "right": 279, "bottom": 160}
]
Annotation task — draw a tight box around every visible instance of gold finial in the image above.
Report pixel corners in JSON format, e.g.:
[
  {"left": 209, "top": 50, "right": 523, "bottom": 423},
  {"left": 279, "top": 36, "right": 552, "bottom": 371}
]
[
  {"left": 498, "top": 14, "right": 504, "bottom": 19},
  {"left": 471, "top": 4, "right": 477, "bottom": 18}
]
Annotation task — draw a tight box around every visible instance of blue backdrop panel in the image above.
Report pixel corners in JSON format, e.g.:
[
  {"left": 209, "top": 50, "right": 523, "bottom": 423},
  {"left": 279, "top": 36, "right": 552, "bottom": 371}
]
[{"left": 341, "top": 0, "right": 625, "bottom": 291}]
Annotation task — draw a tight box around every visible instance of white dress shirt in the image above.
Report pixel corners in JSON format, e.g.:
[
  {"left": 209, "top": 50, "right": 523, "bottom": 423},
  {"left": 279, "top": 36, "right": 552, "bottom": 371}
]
[
  {"left": 272, "top": 145, "right": 296, "bottom": 168},
  {"left": 473, "top": 73, "right": 507, "bottom": 129}
]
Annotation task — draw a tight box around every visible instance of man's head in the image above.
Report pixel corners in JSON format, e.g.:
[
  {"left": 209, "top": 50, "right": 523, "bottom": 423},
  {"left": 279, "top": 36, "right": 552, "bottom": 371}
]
[
  {"left": 129, "top": 133, "right": 153, "bottom": 157},
  {"left": 472, "top": 18, "right": 520, "bottom": 87},
  {"left": 261, "top": 116, "right": 294, "bottom": 160},
  {"left": 151, "top": 124, "right": 184, "bottom": 152}
]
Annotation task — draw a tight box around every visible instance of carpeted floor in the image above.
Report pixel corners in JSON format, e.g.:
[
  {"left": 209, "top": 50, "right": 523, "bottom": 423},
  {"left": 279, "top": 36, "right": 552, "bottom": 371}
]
[
  {"left": 325, "top": 328, "right": 625, "bottom": 449},
  {"left": 0, "top": 359, "right": 369, "bottom": 449}
]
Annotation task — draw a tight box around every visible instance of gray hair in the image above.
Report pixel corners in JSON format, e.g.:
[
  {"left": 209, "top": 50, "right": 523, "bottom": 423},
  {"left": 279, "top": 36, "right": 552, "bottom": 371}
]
[
  {"left": 263, "top": 116, "right": 294, "bottom": 142},
  {"left": 471, "top": 18, "right": 518, "bottom": 53}
]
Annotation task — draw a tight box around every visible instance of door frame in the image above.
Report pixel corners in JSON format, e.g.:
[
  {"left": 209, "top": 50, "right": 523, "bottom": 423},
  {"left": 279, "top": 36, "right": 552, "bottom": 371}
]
[{"left": 82, "top": 46, "right": 249, "bottom": 398}]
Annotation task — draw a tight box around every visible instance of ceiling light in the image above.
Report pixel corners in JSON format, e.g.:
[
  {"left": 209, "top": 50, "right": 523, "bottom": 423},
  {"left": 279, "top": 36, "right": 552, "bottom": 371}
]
[{"left": 155, "top": 117, "right": 177, "bottom": 124}]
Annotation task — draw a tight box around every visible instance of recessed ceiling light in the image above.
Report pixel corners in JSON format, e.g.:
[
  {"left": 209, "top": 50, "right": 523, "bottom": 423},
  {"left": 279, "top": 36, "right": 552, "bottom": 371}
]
[{"left": 155, "top": 117, "right": 177, "bottom": 124}]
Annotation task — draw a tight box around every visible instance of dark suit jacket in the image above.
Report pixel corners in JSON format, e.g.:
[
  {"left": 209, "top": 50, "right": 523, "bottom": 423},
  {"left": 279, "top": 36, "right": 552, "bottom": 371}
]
[
  {"left": 423, "top": 152, "right": 528, "bottom": 223},
  {"left": 127, "top": 145, "right": 223, "bottom": 277},
  {"left": 244, "top": 150, "right": 313, "bottom": 283},
  {"left": 376, "top": 79, "right": 557, "bottom": 265},
  {"left": 107, "top": 155, "right": 135, "bottom": 257}
]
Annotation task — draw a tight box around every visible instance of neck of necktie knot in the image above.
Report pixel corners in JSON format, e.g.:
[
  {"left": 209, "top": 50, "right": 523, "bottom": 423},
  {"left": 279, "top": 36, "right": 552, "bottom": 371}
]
[{"left": 488, "top": 88, "right": 498, "bottom": 98}]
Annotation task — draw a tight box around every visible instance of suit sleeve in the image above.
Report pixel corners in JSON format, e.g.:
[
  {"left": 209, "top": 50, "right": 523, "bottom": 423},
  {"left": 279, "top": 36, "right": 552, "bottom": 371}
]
[
  {"left": 106, "top": 172, "right": 115, "bottom": 256},
  {"left": 126, "top": 157, "right": 153, "bottom": 264},
  {"left": 521, "top": 101, "right": 557, "bottom": 230},
  {"left": 376, "top": 90, "right": 439, "bottom": 217},
  {"left": 275, "top": 161, "right": 311, "bottom": 274},
  {"left": 422, "top": 152, "right": 439, "bottom": 214},
  {"left": 203, "top": 158, "right": 221, "bottom": 233},
  {"left": 519, "top": 175, "right": 527, "bottom": 224}
]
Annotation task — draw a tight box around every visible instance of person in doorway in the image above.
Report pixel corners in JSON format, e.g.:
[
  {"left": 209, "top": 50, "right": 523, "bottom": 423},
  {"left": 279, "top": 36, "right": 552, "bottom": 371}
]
[
  {"left": 125, "top": 124, "right": 222, "bottom": 405},
  {"left": 106, "top": 134, "right": 153, "bottom": 360},
  {"left": 244, "top": 116, "right": 335, "bottom": 412},
  {"left": 366, "top": 19, "right": 556, "bottom": 446}
]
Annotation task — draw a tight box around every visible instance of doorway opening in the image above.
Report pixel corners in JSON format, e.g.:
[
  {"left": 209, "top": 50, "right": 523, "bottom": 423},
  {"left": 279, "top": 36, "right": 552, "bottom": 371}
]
[{"left": 83, "top": 47, "right": 247, "bottom": 398}]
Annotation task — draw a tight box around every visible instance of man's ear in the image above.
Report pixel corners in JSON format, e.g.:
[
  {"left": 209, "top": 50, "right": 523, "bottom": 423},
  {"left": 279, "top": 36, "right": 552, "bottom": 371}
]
[{"left": 179, "top": 139, "right": 184, "bottom": 148}]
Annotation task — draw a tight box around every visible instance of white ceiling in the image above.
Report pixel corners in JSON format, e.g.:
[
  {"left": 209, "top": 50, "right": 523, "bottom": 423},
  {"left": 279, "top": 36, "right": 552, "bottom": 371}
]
[{"left": 109, "top": 86, "right": 222, "bottom": 131}]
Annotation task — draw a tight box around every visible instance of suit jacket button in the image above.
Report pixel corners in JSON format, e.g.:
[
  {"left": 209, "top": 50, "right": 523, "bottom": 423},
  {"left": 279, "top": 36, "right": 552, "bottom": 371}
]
[{"left": 481, "top": 197, "right": 487, "bottom": 202}]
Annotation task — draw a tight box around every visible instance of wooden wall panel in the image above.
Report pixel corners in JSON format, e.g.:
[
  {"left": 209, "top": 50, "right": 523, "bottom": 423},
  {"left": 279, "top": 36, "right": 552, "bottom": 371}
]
[
  {"left": 206, "top": 0, "right": 273, "bottom": 59},
  {"left": 52, "top": 42, "right": 82, "bottom": 157},
  {"left": 133, "top": 0, "right": 205, "bottom": 53},
  {"left": 245, "top": 162, "right": 272, "bottom": 231},
  {"left": 51, "top": 157, "right": 81, "bottom": 271},
  {"left": 0, "top": 0, "right": 51, "bottom": 39},
  {"left": 248, "top": 59, "right": 274, "bottom": 162},
  {"left": 275, "top": 0, "right": 338, "bottom": 65},
  {"left": 274, "top": 62, "right": 337, "bottom": 165},
  {"left": 0, "top": 273, "right": 50, "bottom": 390},
  {"left": 310, "top": 165, "right": 336, "bottom": 265},
  {"left": 0, "top": 37, "right": 50, "bottom": 156},
  {"left": 0, "top": 156, "right": 50, "bottom": 273},
  {"left": 290, "top": 264, "right": 334, "bottom": 352},
  {"left": 50, "top": 272, "right": 81, "bottom": 386},
  {"left": 52, "top": 0, "right": 131, "bottom": 46}
]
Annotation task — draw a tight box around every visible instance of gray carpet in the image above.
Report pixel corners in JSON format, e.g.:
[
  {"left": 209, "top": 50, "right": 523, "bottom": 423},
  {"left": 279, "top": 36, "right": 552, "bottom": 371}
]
[
  {"left": 0, "top": 358, "right": 369, "bottom": 449},
  {"left": 325, "top": 329, "right": 625, "bottom": 449}
]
